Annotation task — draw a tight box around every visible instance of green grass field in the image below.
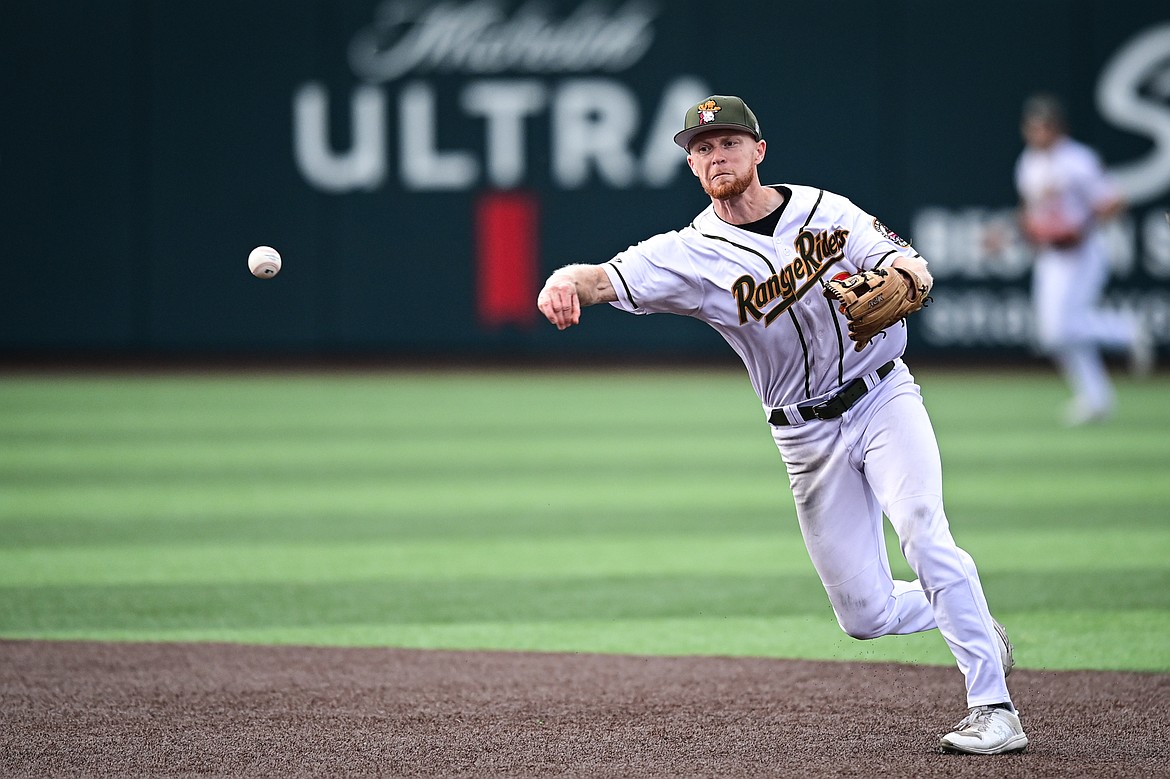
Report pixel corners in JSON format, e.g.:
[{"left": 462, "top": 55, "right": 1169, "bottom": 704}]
[{"left": 1, "top": 367, "right": 1167, "bottom": 672}]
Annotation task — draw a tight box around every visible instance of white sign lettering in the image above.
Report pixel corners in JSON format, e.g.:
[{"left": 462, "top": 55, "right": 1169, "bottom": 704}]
[
  {"left": 462, "top": 80, "right": 547, "bottom": 187},
  {"left": 1098, "top": 23, "right": 1170, "bottom": 204},
  {"left": 922, "top": 290, "right": 1170, "bottom": 346},
  {"left": 293, "top": 84, "right": 386, "bottom": 193},
  {"left": 910, "top": 207, "right": 1147, "bottom": 280},
  {"left": 293, "top": 76, "right": 707, "bottom": 192}
]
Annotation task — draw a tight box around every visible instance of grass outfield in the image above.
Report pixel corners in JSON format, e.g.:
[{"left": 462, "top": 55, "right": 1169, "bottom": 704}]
[{"left": 1, "top": 366, "right": 1167, "bottom": 672}]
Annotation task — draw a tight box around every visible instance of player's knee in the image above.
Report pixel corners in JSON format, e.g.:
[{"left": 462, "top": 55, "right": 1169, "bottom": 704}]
[
  {"left": 836, "top": 610, "right": 886, "bottom": 640},
  {"left": 830, "top": 596, "right": 891, "bottom": 640},
  {"left": 840, "top": 621, "right": 882, "bottom": 641}
]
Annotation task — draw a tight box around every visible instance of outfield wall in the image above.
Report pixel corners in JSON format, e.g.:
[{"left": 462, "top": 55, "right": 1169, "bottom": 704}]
[{"left": 2, "top": 1, "right": 1168, "bottom": 360}]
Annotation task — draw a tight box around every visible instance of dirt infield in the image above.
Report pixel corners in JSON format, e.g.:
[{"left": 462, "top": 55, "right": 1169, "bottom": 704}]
[{"left": 2, "top": 640, "right": 1166, "bottom": 778}]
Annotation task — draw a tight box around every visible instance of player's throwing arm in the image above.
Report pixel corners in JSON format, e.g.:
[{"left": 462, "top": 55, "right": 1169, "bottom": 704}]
[{"left": 537, "top": 264, "right": 616, "bottom": 330}]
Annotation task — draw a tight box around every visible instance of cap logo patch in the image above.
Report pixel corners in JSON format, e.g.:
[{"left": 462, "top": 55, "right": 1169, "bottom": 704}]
[{"left": 697, "top": 99, "right": 721, "bottom": 125}]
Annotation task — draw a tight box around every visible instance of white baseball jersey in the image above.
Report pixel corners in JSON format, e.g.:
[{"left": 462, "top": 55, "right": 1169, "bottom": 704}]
[
  {"left": 1015, "top": 137, "right": 1119, "bottom": 235},
  {"left": 599, "top": 183, "right": 1014, "bottom": 710},
  {"left": 602, "top": 185, "right": 919, "bottom": 412}
]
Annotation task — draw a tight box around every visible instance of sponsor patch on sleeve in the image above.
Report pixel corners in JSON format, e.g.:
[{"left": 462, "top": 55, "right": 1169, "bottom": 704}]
[{"left": 873, "top": 218, "right": 910, "bottom": 247}]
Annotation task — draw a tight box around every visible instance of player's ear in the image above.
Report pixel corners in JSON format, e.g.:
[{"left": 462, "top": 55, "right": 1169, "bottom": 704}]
[
  {"left": 686, "top": 154, "right": 699, "bottom": 177},
  {"left": 755, "top": 139, "right": 767, "bottom": 164}
]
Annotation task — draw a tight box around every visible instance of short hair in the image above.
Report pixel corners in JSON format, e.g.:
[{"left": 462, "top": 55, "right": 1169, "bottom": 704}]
[{"left": 1022, "top": 93, "right": 1066, "bottom": 129}]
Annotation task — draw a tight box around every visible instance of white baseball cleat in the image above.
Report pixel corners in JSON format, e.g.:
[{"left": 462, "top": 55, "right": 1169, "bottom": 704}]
[
  {"left": 939, "top": 706, "right": 1029, "bottom": 755},
  {"left": 992, "top": 618, "right": 1014, "bottom": 677},
  {"left": 1064, "top": 400, "right": 1112, "bottom": 427}
]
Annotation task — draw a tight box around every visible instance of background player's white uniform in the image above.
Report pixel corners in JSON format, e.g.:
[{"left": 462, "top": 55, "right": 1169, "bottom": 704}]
[
  {"left": 1015, "top": 136, "right": 1142, "bottom": 422},
  {"left": 603, "top": 184, "right": 1012, "bottom": 710}
]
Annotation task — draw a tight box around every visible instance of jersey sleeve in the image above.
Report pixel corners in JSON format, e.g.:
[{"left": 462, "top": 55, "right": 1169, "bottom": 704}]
[
  {"left": 843, "top": 202, "right": 919, "bottom": 271},
  {"left": 1075, "top": 147, "right": 1122, "bottom": 212},
  {"left": 603, "top": 231, "right": 703, "bottom": 316},
  {"left": 1013, "top": 153, "right": 1027, "bottom": 199}
]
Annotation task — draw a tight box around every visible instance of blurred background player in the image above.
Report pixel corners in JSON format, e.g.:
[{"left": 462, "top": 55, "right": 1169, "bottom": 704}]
[{"left": 1015, "top": 93, "right": 1155, "bottom": 426}]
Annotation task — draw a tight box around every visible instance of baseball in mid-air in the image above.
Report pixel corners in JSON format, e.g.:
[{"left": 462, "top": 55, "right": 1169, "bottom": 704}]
[{"left": 248, "top": 246, "right": 282, "bottom": 279}]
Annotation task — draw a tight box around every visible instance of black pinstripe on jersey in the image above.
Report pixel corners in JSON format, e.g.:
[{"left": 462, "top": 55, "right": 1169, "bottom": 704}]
[
  {"left": 692, "top": 231, "right": 778, "bottom": 275},
  {"left": 793, "top": 188, "right": 844, "bottom": 395},
  {"left": 822, "top": 291, "right": 848, "bottom": 388},
  {"left": 800, "top": 188, "right": 824, "bottom": 230},
  {"left": 787, "top": 309, "right": 814, "bottom": 398},
  {"left": 799, "top": 188, "right": 845, "bottom": 391},
  {"left": 606, "top": 260, "right": 638, "bottom": 308}
]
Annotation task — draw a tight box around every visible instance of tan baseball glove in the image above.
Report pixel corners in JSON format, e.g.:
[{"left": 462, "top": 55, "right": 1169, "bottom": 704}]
[{"left": 823, "top": 266, "right": 931, "bottom": 351}]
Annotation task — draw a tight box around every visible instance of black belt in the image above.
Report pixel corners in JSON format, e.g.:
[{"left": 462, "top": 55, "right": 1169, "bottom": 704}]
[{"left": 769, "top": 361, "right": 896, "bottom": 426}]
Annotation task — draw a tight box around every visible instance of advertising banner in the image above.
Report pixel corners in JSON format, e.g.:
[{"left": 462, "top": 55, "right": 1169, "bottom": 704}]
[{"left": 2, "top": 1, "right": 1167, "bottom": 360}]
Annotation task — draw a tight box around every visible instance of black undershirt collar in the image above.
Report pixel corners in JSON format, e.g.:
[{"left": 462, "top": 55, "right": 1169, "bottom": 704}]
[{"left": 730, "top": 185, "right": 792, "bottom": 236}]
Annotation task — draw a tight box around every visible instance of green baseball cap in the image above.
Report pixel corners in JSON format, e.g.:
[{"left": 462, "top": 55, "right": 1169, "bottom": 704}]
[{"left": 674, "top": 95, "right": 761, "bottom": 151}]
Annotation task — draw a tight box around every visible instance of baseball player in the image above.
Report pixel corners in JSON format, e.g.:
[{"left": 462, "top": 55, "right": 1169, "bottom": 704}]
[
  {"left": 537, "top": 95, "right": 1027, "bottom": 755},
  {"left": 1016, "top": 93, "right": 1154, "bottom": 425}
]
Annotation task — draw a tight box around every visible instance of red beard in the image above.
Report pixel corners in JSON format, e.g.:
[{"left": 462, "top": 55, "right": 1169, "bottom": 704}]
[{"left": 703, "top": 169, "right": 753, "bottom": 200}]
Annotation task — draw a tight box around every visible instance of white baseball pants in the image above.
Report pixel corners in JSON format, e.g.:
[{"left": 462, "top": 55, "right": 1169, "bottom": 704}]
[
  {"left": 1033, "top": 236, "right": 1138, "bottom": 414},
  {"left": 770, "top": 364, "right": 1012, "bottom": 709}
]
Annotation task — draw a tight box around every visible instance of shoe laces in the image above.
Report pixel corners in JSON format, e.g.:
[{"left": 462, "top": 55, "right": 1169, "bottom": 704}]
[{"left": 954, "top": 706, "right": 998, "bottom": 733}]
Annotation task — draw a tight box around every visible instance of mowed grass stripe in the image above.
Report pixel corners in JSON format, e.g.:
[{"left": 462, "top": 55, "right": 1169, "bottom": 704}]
[
  {"left": 2, "top": 569, "right": 1166, "bottom": 631},
  {"left": 2, "top": 605, "right": 1166, "bottom": 674},
  {"left": 3, "top": 485, "right": 1163, "bottom": 545},
  {"left": 1, "top": 529, "right": 1167, "bottom": 586},
  {"left": 4, "top": 478, "right": 1164, "bottom": 524}
]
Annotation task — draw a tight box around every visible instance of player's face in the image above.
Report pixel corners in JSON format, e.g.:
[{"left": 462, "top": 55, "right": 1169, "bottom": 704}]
[
  {"left": 1022, "top": 117, "right": 1060, "bottom": 150},
  {"left": 687, "top": 131, "right": 764, "bottom": 200}
]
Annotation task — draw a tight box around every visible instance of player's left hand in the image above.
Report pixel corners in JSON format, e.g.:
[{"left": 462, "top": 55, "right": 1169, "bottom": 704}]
[{"left": 823, "top": 267, "right": 930, "bottom": 351}]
